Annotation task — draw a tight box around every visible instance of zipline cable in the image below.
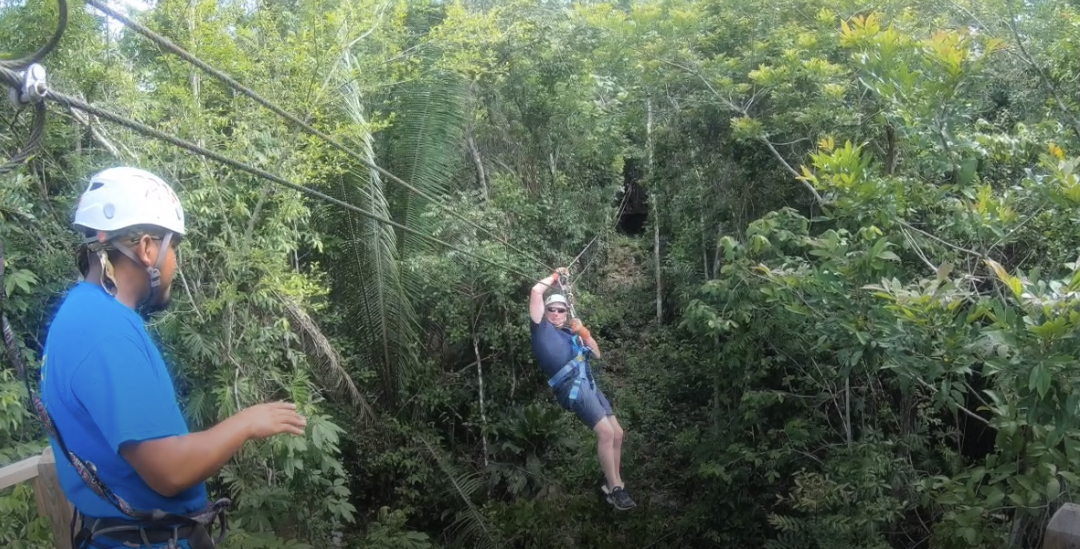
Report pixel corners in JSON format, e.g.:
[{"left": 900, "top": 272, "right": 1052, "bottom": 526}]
[
  {"left": 0, "top": 0, "right": 63, "bottom": 177},
  {"left": 0, "top": 64, "right": 542, "bottom": 285},
  {"left": 561, "top": 187, "right": 629, "bottom": 286},
  {"left": 551, "top": 187, "right": 630, "bottom": 315},
  {"left": 0, "top": 0, "right": 68, "bottom": 70},
  {"left": 82, "top": 0, "right": 557, "bottom": 275},
  {"left": 0, "top": 99, "right": 46, "bottom": 177},
  {"left": 568, "top": 234, "right": 599, "bottom": 271}
]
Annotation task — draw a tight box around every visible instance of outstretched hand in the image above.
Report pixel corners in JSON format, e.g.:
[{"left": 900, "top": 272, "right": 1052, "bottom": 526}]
[{"left": 239, "top": 401, "right": 308, "bottom": 440}]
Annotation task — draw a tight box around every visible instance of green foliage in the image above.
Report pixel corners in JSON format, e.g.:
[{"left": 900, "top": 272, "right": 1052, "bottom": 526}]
[
  {"left": 6, "top": 0, "right": 1080, "bottom": 548},
  {"left": 0, "top": 484, "right": 52, "bottom": 549},
  {"left": 356, "top": 507, "right": 437, "bottom": 549}
]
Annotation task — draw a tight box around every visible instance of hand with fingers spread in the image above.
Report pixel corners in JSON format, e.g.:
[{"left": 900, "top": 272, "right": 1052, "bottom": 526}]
[
  {"left": 119, "top": 400, "right": 309, "bottom": 498},
  {"left": 238, "top": 401, "right": 308, "bottom": 440}
]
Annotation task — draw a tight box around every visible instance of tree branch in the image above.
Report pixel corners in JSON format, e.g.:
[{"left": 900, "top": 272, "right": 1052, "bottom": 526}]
[
  {"left": 899, "top": 224, "right": 940, "bottom": 274},
  {"left": 899, "top": 220, "right": 984, "bottom": 259},
  {"left": 759, "top": 136, "right": 825, "bottom": 205},
  {"left": 916, "top": 377, "right": 990, "bottom": 425},
  {"left": 656, "top": 56, "right": 825, "bottom": 206},
  {"left": 65, "top": 106, "right": 133, "bottom": 160}
]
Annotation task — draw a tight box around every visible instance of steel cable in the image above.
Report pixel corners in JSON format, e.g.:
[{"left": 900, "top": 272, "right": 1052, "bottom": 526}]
[
  {"left": 83, "top": 0, "right": 556, "bottom": 275},
  {"left": 0, "top": 100, "right": 46, "bottom": 177},
  {"left": 8, "top": 75, "right": 542, "bottom": 284}
]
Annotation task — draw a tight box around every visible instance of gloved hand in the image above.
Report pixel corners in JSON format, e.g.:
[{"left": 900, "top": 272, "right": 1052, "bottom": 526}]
[
  {"left": 569, "top": 318, "right": 590, "bottom": 338},
  {"left": 569, "top": 318, "right": 601, "bottom": 358}
]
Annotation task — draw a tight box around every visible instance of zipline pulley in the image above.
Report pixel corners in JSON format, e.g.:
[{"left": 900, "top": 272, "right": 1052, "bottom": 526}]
[
  {"left": 8, "top": 63, "right": 48, "bottom": 107},
  {"left": 555, "top": 267, "right": 578, "bottom": 320}
]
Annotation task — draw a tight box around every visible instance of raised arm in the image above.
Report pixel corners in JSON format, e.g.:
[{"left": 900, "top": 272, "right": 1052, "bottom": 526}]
[
  {"left": 586, "top": 336, "right": 602, "bottom": 358},
  {"left": 530, "top": 271, "right": 559, "bottom": 324}
]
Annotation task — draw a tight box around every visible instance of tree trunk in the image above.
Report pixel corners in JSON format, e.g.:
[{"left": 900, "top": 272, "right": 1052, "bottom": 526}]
[
  {"left": 189, "top": 0, "right": 200, "bottom": 103},
  {"left": 648, "top": 97, "right": 661, "bottom": 324},
  {"left": 702, "top": 211, "right": 709, "bottom": 279},
  {"left": 466, "top": 126, "right": 487, "bottom": 201},
  {"left": 473, "top": 333, "right": 489, "bottom": 467},
  {"left": 712, "top": 222, "right": 724, "bottom": 279}
]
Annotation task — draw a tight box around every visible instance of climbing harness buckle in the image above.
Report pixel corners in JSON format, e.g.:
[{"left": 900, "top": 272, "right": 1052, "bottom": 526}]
[{"left": 8, "top": 63, "right": 48, "bottom": 107}]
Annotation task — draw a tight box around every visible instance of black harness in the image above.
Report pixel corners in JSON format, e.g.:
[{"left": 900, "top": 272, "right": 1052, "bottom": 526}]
[{"left": 72, "top": 500, "right": 230, "bottom": 549}]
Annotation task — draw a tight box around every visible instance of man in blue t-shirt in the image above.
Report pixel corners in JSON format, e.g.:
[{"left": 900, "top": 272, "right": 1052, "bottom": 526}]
[
  {"left": 40, "top": 167, "right": 308, "bottom": 549},
  {"left": 529, "top": 268, "right": 636, "bottom": 510}
]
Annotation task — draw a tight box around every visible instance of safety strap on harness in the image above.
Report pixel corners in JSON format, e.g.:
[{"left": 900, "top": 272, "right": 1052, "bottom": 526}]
[{"left": 546, "top": 334, "right": 593, "bottom": 401}]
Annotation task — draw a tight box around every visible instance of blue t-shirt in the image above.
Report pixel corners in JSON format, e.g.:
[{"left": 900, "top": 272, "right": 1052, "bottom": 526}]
[
  {"left": 39, "top": 281, "right": 208, "bottom": 519},
  {"left": 529, "top": 318, "right": 576, "bottom": 378}
]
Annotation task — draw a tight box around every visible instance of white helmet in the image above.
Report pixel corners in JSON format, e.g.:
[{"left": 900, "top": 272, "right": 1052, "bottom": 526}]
[
  {"left": 545, "top": 294, "right": 568, "bottom": 307},
  {"left": 73, "top": 167, "right": 184, "bottom": 312},
  {"left": 73, "top": 166, "right": 185, "bottom": 239}
]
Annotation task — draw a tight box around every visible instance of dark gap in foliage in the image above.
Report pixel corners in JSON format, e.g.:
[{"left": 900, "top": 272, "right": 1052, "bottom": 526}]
[
  {"left": 958, "top": 364, "right": 997, "bottom": 462},
  {"left": 617, "top": 158, "right": 648, "bottom": 236}
]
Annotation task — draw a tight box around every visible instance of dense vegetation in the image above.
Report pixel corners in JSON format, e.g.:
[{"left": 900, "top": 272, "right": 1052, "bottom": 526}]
[{"left": 4, "top": 0, "right": 1080, "bottom": 547}]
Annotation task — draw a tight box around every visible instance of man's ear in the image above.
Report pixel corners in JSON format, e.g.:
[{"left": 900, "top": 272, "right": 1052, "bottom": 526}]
[{"left": 135, "top": 234, "right": 156, "bottom": 267}]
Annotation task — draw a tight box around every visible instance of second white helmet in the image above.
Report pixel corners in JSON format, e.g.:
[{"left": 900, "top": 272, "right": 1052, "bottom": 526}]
[{"left": 73, "top": 167, "right": 185, "bottom": 239}]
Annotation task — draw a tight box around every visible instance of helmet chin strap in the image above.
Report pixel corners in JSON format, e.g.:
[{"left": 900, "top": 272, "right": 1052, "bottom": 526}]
[{"left": 109, "top": 232, "right": 172, "bottom": 309}]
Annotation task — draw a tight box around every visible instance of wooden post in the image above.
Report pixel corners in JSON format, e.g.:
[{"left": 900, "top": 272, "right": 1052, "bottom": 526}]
[
  {"left": 1044, "top": 502, "right": 1080, "bottom": 549},
  {"left": 32, "top": 446, "right": 74, "bottom": 549}
]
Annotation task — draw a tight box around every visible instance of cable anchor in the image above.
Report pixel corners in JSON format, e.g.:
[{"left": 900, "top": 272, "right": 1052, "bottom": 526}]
[{"left": 8, "top": 63, "right": 48, "bottom": 108}]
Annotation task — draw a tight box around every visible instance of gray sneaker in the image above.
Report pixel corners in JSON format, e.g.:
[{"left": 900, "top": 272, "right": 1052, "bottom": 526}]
[{"left": 608, "top": 486, "right": 636, "bottom": 510}]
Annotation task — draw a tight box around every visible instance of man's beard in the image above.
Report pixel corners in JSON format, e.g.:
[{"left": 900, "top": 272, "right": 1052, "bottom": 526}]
[{"left": 138, "top": 287, "right": 173, "bottom": 317}]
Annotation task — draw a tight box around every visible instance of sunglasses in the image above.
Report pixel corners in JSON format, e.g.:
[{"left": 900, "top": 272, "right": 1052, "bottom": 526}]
[{"left": 546, "top": 307, "right": 567, "bottom": 314}]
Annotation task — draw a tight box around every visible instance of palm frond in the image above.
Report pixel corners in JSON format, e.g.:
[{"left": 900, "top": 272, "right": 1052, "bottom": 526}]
[
  {"left": 275, "top": 290, "right": 373, "bottom": 420},
  {"left": 382, "top": 64, "right": 470, "bottom": 256},
  {"left": 418, "top": 434, "right": 502, "bottom": 549},
  {"left": 328, "top": 46, "right": 423, "bottom": 405}
]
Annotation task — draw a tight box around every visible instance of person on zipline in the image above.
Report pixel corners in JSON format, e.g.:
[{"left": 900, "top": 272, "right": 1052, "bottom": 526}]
[
  {"left": 40, "top": 167, "right": 308, "bottom": 549},
  {"left": 529, "top": 268, "right": 636, "bottom": 510}
]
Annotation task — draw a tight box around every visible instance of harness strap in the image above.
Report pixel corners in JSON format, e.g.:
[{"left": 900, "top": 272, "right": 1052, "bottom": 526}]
[
  {"left": 73, "top": 498, "right": 229, "bottom": 549},
  {"left": 546, "top": 334, "right": 593, "bottom": 401}
]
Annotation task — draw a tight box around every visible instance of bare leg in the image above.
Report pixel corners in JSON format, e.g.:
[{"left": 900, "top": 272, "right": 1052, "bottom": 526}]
[
  {"left": 592, "top": 418, "right": 619, "bottom": 490},
  {"left": 608, "top": 415, "right": 625, "bottom": 487}
]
